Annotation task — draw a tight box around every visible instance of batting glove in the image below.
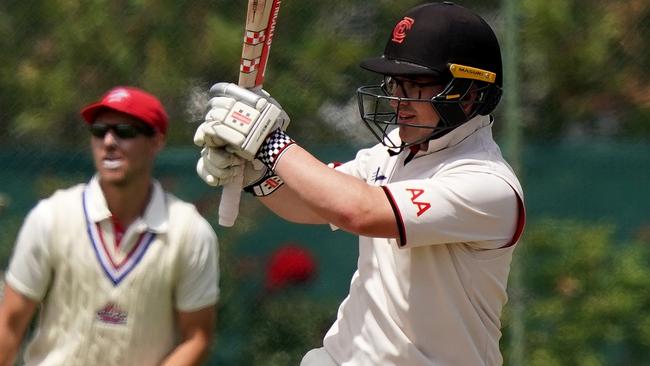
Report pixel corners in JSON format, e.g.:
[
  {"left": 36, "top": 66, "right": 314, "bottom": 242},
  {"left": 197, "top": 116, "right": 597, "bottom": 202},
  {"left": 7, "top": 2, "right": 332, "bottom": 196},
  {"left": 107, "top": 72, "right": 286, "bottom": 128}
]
[
  {"left": 197, "top": 147, "right": 284, "bottom": 195},
  {"left": 196, "top": 147, "right": 244, "bottom": 187},
  {"left": 193, "top": 83, "right": 290, "bottom": 161}
]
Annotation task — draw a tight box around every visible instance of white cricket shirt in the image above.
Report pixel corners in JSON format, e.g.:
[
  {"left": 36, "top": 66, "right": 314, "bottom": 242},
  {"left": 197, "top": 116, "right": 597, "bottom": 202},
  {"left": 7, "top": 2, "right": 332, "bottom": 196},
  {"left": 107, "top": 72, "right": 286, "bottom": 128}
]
[
  {"left": 323, "top": 115, "right": 525, "bottom": 366},
  {"left": 6, "top": 176, "right": 219, "bottom": 366}
]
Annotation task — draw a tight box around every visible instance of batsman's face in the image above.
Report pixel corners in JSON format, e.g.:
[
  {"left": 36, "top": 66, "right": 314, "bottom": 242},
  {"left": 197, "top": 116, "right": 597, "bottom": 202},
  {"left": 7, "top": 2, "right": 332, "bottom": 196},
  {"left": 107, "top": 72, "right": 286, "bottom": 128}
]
[
  {"left": 90, "top": 111, "right": 164, "bottom": 187},
  {"left": 387, "top": 77, "right": 445, "bottom": 145}
]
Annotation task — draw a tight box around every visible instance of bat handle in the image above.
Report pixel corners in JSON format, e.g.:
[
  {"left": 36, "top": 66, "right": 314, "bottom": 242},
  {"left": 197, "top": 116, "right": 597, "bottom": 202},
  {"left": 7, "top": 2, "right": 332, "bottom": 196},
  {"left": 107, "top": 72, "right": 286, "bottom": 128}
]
[{"left": 218, "top": 167, "right": 244, "bottom": 227}]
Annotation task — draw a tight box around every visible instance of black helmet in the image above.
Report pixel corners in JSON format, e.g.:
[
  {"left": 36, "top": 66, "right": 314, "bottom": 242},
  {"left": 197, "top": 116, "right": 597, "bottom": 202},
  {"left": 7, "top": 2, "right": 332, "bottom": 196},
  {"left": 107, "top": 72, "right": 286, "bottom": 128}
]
[{"left": 357, "top": 2, "right": 503, "bottom": 151}]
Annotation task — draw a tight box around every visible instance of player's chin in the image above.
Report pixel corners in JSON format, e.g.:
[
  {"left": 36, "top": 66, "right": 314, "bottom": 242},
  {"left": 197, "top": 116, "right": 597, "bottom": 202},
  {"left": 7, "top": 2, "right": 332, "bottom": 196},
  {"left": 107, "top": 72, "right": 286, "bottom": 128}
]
[
  {"left": 97, "top": 166, "right": 129, "bottom": 186},
  {"left": 398, "top": 128, "right": 425, "bottom": 145}
]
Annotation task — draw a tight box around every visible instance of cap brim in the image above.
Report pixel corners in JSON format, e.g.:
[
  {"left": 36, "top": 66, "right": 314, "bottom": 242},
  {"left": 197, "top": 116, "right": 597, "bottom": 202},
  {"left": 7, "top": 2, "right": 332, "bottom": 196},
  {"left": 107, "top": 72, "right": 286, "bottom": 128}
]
[
  {"left": 80, "top": 103, "right": 106, "bottom": 124},
  {"left": 360, "top": 56, "right": 444, "bottom": 78},
  {"left": 80, "top": 103, "right": 132, "bottom": 124}
]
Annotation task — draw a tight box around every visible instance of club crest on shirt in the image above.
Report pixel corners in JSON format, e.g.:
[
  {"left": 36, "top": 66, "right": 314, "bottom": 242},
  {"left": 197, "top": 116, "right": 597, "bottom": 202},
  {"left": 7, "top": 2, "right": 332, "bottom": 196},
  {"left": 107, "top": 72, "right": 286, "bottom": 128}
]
[{"left": 96, "top": 302, "right": 128, "bottom": 325}]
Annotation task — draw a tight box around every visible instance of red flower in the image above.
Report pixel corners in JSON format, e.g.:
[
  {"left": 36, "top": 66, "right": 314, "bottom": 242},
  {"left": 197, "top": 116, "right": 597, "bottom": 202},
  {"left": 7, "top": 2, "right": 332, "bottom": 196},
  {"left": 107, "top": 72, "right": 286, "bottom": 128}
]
[{"left": 265, "top": 244, "right": 317, "bottom": 291}]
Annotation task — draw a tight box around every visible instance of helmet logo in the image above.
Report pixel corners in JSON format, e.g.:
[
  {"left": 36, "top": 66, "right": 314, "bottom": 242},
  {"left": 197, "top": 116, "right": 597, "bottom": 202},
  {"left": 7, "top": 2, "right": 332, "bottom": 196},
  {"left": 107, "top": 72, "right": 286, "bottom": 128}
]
[{"left": 391, "top": 16, "right": 415, "bottom": 44}]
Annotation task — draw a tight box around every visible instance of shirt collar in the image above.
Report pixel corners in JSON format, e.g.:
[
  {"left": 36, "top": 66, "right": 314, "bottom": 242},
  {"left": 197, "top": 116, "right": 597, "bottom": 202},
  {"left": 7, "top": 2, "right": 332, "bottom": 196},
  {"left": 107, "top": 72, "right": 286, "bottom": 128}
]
[
  {"left": 422, "top": 114, "right": 492, "bottom": 154},
  {"left": 85, "top": 175, "right": 168, "bottom": 233}
]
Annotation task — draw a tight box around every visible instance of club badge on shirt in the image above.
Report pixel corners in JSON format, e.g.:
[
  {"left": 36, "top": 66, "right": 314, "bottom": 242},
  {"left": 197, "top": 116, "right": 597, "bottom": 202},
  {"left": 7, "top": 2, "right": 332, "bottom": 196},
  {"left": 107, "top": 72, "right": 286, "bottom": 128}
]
[{"left": 96, "top": 302, "right": 128, "bottom": 325}]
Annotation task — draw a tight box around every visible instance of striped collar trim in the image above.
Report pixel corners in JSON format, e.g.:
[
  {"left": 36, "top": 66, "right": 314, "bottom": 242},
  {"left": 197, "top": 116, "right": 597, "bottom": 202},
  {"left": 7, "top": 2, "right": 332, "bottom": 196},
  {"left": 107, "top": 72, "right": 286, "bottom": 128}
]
[{"left": 83, "top": 188, "right": 156, "bottom": 286}]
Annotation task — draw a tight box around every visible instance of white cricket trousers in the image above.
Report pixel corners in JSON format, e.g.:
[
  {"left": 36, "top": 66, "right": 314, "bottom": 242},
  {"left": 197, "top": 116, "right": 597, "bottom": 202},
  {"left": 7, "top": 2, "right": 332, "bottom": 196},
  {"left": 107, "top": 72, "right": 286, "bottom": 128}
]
[{"left": 300, "top": 347, "right": 338, "bottom": 366}]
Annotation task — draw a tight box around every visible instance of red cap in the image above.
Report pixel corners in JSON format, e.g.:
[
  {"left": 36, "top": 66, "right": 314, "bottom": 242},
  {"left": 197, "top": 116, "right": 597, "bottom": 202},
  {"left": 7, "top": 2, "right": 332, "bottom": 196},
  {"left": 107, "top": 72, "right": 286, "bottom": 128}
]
[{"left": 80, "top": 86, "right": 168, "bottom": 135}]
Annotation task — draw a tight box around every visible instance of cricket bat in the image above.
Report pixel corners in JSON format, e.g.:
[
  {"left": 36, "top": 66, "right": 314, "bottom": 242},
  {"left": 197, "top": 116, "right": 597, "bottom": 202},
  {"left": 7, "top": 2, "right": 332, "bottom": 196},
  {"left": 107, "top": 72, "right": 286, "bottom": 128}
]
[{"left": 218, "top": 0, "right": 282, "bottom": 227}]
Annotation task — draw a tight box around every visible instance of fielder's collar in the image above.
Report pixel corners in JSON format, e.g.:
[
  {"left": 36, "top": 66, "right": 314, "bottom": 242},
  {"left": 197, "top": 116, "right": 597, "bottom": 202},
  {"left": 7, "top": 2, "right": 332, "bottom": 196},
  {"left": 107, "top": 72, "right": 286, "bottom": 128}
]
[{"left": 85, "top": 175, "right": 168, "bottom": 233}]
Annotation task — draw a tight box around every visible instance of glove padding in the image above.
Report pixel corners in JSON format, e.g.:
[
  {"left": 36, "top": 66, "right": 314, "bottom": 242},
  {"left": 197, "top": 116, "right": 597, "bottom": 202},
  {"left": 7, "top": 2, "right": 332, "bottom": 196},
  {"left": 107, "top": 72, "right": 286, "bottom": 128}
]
[
  {"left": 193, "top": 83, "right": 290, "bottom": 161},
  {"left": 196, "top": 147, "right": 267, "bottom": 187}
]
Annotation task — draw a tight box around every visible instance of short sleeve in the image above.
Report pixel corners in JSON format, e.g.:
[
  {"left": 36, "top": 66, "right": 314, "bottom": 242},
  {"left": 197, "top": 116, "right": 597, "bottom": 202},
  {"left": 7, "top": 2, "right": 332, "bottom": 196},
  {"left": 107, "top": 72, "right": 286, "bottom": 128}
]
[
  {"left": 383, "top": 171, "right": 519, "bottom": 248},
  {"left": 174, "top": 216, "right": 219, "bottom": 312},
  {"left": 6, "top": 200, "right": 54, "bottom": 301}
]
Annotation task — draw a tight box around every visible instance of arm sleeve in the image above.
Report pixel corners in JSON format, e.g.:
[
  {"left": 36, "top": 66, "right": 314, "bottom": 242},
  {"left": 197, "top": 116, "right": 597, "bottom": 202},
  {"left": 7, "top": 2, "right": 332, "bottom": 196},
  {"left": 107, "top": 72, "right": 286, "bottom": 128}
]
[
  {"left": 383, "top": 171, "right": 519, "bottom": 249},
  {"left": 6, "top": 200, "right": 54, "bottom": 301},
  {"left": 174, "top": 215, "right": 219, "bottom": 312}
]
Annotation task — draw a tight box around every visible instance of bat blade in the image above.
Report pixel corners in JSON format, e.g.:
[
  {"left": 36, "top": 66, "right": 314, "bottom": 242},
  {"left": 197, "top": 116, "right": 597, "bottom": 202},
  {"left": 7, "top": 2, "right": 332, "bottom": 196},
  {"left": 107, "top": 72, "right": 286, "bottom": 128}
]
[
  {"left": 218, "top": 0, "right": 282, "bottom": 227},
  {"left": 238, "top": 0, "right": 281, "bottom": 88}
]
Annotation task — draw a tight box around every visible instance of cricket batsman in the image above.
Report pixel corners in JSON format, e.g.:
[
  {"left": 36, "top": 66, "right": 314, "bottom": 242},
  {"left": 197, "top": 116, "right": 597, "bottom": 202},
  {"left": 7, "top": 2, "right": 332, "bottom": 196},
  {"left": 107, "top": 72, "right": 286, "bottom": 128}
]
[{"left": 194, "top": 2, "right": 525, "bottom": 365}]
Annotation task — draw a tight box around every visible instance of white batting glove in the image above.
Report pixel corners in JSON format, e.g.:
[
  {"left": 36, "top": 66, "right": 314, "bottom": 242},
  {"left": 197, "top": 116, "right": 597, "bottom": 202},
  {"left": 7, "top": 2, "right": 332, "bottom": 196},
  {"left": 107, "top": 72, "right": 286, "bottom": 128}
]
[
  {"left": 193, "top": 97, "right": 237, "bottom": 148},
  {"left": 253, "top": 88, "right": 290, "bottom": 130},
  {"left": 193, "top": 83, "right": 290, "bottom": 160},
  {"left": 196, "top": 147, "right": 243, "bottom": 186},
  {"left": 196, "top": 147, "right": 277, "bottom": 190}
]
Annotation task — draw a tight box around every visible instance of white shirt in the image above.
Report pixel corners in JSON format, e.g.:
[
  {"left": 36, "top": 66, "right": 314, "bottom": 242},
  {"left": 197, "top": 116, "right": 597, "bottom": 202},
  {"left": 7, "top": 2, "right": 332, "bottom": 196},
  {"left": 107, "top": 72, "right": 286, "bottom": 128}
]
[
  {"left": 323, "top": 116, "right": 525, "bottom": 366},
  {"left": 6, "top": 176, "right": 219, "bottom": 366}
]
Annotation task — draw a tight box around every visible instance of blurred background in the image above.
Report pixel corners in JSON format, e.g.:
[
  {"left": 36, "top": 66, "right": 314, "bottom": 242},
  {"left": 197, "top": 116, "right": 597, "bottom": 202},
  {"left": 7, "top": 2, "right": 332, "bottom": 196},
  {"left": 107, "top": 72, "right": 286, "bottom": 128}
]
[{"left": 1, "top": 0, "right": 649, "bottom": 365}]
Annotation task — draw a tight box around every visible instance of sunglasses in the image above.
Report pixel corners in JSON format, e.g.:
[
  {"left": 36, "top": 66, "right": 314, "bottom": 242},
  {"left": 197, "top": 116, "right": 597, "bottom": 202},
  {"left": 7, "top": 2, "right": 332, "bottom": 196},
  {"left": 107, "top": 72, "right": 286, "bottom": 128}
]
[{"left": 89, "top": 122, "right": 155, "bottom": 139}]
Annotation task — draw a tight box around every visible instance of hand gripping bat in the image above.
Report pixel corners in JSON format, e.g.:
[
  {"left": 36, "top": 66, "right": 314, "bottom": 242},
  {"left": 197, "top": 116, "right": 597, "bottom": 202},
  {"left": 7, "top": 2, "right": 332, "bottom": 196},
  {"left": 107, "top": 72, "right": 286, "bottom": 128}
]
[{"left": 218, "top": 0, "right": 282, "bottom": 227}]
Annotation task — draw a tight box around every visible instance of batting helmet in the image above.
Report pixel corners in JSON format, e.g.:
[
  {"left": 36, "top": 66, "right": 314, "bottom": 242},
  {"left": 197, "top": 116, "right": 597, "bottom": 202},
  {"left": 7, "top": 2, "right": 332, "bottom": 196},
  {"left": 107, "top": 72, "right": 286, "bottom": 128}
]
[{"left": 357, "top": 2, "right": 503, "bottom": 151}]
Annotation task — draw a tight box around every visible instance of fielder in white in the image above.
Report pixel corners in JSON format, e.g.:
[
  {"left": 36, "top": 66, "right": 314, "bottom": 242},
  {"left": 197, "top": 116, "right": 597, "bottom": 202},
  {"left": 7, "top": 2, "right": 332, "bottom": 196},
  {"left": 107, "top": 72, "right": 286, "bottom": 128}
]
[
  {"left": 0, "top": 87, "right": 219, "bottom": 366},
  {"left": 193, "top": 2, "right": 524, "bottom": 365}
]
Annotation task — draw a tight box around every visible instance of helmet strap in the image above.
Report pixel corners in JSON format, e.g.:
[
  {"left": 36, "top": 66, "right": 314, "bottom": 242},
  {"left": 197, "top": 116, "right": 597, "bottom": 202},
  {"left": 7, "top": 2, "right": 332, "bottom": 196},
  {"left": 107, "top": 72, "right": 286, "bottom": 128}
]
[{"left": 431, "top": 78, "right": 474, "bottom": 128}]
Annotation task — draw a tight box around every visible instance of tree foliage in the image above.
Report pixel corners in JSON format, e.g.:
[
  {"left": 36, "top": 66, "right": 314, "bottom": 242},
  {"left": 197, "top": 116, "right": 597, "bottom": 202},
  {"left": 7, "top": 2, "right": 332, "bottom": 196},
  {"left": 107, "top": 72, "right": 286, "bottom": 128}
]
[
  {"left": 519, "top": 0, "right": 650, "bottom": 139},
  {"left": 2, "top": 0, "right": 646, "bottom": 149},
  {"left": 502, "top": 219, "right": 650, "bottom": 365}
]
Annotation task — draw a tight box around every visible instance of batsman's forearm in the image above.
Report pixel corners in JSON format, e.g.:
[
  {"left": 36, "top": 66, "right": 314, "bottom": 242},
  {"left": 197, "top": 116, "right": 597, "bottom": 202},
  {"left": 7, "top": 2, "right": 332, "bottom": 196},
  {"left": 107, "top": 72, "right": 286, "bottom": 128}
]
[
  {"left": 259, "top": 185, "right": 328, "bottom": 224},
  {"left": 273, "top": 145, "right": 399, "bottom": 238}
]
